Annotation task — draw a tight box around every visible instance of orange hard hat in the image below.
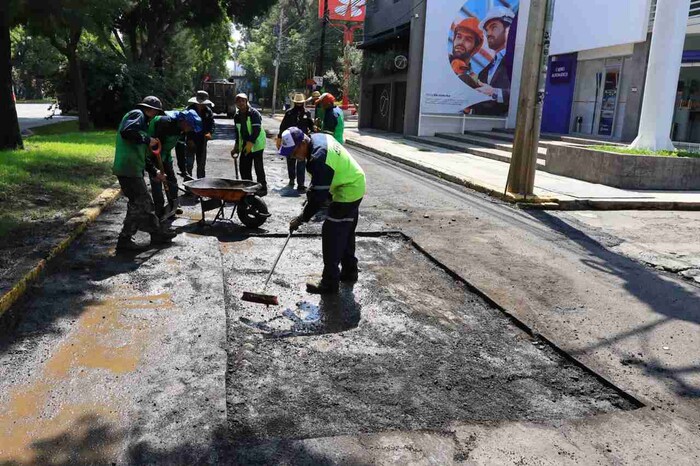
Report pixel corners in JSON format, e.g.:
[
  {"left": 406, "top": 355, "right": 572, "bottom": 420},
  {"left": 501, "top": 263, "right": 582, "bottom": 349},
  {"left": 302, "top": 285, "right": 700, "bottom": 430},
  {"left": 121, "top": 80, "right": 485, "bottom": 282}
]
[
  {"left": 453, "top": 17, "right": 484, "bottom": 54},
  {"left": 319, "top": 93, "right": 335, "bottom": 106}
]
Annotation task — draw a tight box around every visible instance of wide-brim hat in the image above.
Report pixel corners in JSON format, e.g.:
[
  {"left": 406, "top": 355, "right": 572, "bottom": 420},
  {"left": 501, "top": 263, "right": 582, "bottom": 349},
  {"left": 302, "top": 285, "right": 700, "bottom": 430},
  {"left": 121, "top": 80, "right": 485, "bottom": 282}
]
[
  {"left": 137, "top": 95, "right": 165, "bottom": 114},
  {"left": 188, "top": 90, "right": 215, "bottom": 107},
  {"left": 292, "top": 93, "right": 306, "bottom": 104}
]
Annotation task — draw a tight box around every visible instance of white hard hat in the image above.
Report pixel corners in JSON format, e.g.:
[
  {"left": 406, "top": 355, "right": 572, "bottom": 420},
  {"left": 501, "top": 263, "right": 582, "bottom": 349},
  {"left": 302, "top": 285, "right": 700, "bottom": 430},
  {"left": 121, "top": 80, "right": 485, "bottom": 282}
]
[{"left": 479, "top": 6, "right": 516, "bottom": 31}]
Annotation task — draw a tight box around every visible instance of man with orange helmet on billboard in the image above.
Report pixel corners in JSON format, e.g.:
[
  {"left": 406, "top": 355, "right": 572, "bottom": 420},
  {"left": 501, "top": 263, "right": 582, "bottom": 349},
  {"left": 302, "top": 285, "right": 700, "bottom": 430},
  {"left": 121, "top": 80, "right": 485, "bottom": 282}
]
[{"left": 450, "top": 17, "right": 484, "bottom": 89}]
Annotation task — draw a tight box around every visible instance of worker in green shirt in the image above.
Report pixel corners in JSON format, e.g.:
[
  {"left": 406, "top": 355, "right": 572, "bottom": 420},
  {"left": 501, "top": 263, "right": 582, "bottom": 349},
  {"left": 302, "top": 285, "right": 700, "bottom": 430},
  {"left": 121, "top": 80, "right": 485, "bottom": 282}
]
[
  {"left": 147, "top": 109, "right": 202, "bottom": 219},
  {"left": 112, "top": 96, "right": 177, "bottom": 252},
  {"left": 281, "top": 127, "right": 366, "bottom": 294},
  {"left": 317, "top": 93, "right": 345, "bottom": 143}
]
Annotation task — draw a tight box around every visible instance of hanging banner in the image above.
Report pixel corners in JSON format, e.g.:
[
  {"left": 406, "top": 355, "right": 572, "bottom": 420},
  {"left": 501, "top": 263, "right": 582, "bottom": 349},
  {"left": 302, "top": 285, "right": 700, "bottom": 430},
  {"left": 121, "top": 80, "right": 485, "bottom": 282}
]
[
  {"left": 420, "top": 0, "right": 520, "bottom": 116},
  {"left": 319, "top": 0, "right": 367, "bottom": 22}
]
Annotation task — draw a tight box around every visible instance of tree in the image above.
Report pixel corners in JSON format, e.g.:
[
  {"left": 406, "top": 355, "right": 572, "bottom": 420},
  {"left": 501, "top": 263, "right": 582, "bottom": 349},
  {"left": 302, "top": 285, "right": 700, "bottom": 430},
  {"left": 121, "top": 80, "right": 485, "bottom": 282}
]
[
  {"left": 22, "top": 0, "right": 127, "bottom": 130},
  {"left": 0, "top": 0, "right": 23, "bottom": 150},
  {"left": 236, "top": 0, "right": 345, "bottom": 107},
  {"left": 115, "top": 0, "right": 276, "bottom": 68}
]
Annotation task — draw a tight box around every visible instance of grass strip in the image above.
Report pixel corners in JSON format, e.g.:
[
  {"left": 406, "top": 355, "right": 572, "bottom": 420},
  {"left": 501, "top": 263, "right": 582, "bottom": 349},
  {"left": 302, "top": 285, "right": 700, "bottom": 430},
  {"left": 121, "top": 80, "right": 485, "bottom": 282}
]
[
  {"left": 0, "top": 123, "right": 116, "bottom": 242},
  {"left": 592, "top": 145, "right": 700, "bottom": 159}
]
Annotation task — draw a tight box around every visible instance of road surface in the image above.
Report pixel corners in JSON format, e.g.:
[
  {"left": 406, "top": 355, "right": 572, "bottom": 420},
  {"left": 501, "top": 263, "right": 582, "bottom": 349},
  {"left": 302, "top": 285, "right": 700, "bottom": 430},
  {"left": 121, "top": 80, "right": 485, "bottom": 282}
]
[{"left": 0, "top": 118, "right": 698, "bottom": 465}]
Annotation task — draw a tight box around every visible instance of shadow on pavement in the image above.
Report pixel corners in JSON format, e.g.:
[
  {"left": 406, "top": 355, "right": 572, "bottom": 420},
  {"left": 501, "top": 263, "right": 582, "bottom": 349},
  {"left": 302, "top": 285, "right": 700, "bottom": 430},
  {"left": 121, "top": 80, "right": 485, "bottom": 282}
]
[{"left": 527, "top": 210, "right": 700, "bottom": 397}]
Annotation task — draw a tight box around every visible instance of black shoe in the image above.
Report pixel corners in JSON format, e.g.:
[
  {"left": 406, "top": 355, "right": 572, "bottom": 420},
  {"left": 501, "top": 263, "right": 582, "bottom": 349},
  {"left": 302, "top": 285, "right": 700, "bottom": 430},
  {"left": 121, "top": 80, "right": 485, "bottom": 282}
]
[
  {"left": 258, "top": 186, "right": 268, "bottom": 197},
  {"left": 288, "top": 180, "right": 295, "bottom": 187},
  {"left": 296, "top": 185, "right": 306, "bottom": 193},
  {"left": 116, "top": 237, "right": 146, "bottom": 252},
  {"left": 150, "top": 230, "right": 177, "bottom": 245},
  {"left": 306, "top": 280, "right": 339, "bottom": 295},
  {"left": 339, "top": 268, "right": 359, "bottom": 283}
]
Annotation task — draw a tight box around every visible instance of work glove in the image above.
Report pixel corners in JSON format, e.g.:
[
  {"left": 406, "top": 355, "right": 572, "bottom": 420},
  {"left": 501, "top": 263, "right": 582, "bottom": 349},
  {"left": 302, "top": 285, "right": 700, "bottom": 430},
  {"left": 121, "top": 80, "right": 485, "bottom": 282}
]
[
  {"left": 245, "top": 141, "right": 254, "bottom": 154},
  {"left": 204, "top": 133, "right": 212, "bottom": 141},
  {"left": 275, "top": 137, "right": 282, "bottom": 150},
  {"left": 289, "top": 215, "right": 303, "bottom": 233}
]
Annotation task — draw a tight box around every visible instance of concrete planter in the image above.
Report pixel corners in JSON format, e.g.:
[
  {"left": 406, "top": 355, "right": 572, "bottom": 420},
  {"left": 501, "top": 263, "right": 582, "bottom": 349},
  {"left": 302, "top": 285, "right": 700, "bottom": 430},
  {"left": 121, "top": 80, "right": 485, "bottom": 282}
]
[{"left": 546, "top": 145, "right": 700, "bottom": 190}]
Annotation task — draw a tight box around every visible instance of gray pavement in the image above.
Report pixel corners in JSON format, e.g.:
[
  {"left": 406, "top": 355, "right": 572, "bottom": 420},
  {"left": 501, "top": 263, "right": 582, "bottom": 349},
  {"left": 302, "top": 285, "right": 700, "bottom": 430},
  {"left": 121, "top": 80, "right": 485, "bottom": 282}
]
[
  {"left": 16, "top": 103, "right": 77, "bottom": 132},
  {"left": 0, "top": 118, "right": 699, "bottom": 464}
]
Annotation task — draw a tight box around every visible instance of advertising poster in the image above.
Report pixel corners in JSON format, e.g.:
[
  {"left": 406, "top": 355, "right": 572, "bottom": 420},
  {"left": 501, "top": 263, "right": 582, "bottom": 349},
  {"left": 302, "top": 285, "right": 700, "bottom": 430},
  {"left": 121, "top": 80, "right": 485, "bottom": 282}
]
[{"left": 421, "top": 0, "right": 519, "bottom": 116}]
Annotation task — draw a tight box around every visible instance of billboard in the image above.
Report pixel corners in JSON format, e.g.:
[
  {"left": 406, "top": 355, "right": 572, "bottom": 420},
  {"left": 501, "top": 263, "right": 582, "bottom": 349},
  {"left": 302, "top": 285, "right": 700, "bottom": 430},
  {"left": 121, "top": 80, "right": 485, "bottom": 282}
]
[
  {"left": 319, "top": 0, "right": 367, "bottom": 22},
  {"left": 420, "top": 0, "right": 520, "bottom": 117},
  {"left": 550, "top": 0, "right": 652, "bottom": 55}
]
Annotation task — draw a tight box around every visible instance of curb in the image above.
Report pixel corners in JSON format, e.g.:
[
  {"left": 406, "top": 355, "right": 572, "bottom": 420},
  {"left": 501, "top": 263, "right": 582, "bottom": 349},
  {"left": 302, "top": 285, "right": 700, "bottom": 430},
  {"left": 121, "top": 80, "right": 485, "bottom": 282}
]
[
  {"left": 345, "top": 138, "right": 556, "bottom": 208},
  {"left": 0, "top": 184, "right": 122, "bottom": 319},
  {"left": 346, "top": 137, "right": 700, "bottom": 211}
]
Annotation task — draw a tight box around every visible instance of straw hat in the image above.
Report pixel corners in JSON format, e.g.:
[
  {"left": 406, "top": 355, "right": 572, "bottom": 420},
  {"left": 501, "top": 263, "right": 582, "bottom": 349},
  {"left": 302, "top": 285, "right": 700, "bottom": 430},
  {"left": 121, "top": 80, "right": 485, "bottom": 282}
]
[
  {"left": 292, "top": 93, "right": 306, "bottom": 104},
  {"left": 188, "top": 90, "right": 215, "bottom": 107}
]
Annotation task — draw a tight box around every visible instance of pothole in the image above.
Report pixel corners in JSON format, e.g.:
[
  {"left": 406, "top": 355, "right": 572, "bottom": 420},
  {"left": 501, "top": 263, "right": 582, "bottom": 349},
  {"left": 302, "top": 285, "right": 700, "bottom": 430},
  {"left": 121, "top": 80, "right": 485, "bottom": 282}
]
[{"left": 223, "top": 234, "right": 640, "bottom": 442}]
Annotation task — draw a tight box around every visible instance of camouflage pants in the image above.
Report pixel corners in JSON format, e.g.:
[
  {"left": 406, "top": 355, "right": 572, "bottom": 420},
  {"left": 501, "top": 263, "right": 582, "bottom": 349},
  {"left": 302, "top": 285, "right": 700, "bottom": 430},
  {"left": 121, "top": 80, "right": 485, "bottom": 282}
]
[{"left": 117, "top": 176, "right": 161, "bottom": 239}]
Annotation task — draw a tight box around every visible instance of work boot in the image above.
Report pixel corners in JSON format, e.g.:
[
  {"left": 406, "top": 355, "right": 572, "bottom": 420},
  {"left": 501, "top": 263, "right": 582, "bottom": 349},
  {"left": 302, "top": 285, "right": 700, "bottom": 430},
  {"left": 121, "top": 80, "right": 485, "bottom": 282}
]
[
  {"left": 339, "top": 268, "right": 359, "bottom": 283},
  {"left": 288, "top": 180, "right": 295, "bottom": 188},
  {"left": 150, "top": 229, "right": 177, "bottom": 245},
  {"left": 116, "top": 236, "right": 146, "bottom": 252},
  {"left": 296, "top": 185, "right": 306, "bottom": 193},
  {"left": 257, "top": 185, "right": 268, "bottom": 197},
  {"left": 306, "top": 280, "right": 339, "bottom": 295}
]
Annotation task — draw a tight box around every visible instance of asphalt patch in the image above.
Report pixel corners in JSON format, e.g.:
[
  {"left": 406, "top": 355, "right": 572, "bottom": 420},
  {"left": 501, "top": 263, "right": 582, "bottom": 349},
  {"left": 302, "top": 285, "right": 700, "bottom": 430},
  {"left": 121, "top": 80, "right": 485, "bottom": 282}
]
[{"left": 223, "top": 235, "right": 638, "bottom": 444}]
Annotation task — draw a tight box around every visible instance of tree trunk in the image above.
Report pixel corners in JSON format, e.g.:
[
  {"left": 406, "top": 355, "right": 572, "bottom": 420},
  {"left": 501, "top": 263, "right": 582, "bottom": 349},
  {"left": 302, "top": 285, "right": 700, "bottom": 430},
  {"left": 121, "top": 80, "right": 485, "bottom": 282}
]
[
  {"left": 0, "top": 2, "right": 23, "bottom": 150},
  {"left": 67, "top": 39, "right": 90, "bottom": 131}
]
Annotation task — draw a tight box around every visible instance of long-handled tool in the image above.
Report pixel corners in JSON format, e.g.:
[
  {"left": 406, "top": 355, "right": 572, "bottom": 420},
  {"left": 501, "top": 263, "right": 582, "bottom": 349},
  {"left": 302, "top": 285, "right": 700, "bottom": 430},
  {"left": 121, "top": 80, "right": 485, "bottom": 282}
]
[{"left": 241, "top": 231, "right": 293, "bottom": 306}]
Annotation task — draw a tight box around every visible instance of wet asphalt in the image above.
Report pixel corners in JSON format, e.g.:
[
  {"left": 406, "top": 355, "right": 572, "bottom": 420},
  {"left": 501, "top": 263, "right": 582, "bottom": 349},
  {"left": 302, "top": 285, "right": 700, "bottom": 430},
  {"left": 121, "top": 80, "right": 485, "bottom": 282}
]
[{"left": 0, "top": 118, "right": 639, "bottom": 465}]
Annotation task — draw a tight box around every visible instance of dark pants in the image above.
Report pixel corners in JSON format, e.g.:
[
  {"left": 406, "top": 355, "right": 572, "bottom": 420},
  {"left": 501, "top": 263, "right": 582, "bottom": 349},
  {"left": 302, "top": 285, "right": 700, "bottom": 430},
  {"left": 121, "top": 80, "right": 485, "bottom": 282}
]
[
  {"left": 149, "top": 160, "right": 178, "bottom": 217},
  {"left": 322, "top": 198, "right": 362, "bottom": 284},
  {"left": 117, "top": 176, "right": 161, "bottom": 239},
  {"left": 187, "top": 135, "right": 207, "bottom": 179},
  {"left": 286, "top": 158, "right": 306, "bottom": 186},
  {"left": 240, "top": 149, "right": 267, "bottom": 187},
  {"left": 175, "top": 141, "right": 188, "bottom": 176}
]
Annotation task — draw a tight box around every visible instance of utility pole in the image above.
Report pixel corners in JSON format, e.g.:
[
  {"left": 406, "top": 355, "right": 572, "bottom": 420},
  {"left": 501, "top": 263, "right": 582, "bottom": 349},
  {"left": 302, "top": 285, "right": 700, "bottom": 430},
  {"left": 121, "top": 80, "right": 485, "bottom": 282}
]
[
  {"left": 272, "top": 3, "right": 285, "bottom": 116},
  {"left": 317, "top": 0, "right": 328, "bottom": 78},
  {"left": 506, "top": 0, "right": 555, "bottom": 197}
]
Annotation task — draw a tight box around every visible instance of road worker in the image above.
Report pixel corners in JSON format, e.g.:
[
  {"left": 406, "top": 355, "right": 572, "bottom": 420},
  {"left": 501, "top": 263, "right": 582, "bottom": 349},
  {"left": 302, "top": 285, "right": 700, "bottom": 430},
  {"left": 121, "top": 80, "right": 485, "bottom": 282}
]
[
  {"left": 147, "top": 109, "right": 202, "bottom": 219},
  {"left": 281, "top": 127, "right": 366, "bottom": 294},
  {"left": 277, "top": 93, "right": 314, "bottom": 191},
  {"left": 186, "top": 90, "right": 216, "bottom": 178},
  {"left": 112, "top": 96, "right": 177, "bottom": 252},
  {"left": 317, "top": 93, "right": 345, "bottom": 143},
  {"left": 231, "top": 93, "right": 268, "bottom": 196}
]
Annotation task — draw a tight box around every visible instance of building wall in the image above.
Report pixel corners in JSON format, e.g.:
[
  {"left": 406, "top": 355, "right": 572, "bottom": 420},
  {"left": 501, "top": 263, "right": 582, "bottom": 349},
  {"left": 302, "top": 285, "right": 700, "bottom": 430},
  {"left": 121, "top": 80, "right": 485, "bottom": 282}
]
[{"left": 365, "top": 0, "right": 415, "bottom": 38}]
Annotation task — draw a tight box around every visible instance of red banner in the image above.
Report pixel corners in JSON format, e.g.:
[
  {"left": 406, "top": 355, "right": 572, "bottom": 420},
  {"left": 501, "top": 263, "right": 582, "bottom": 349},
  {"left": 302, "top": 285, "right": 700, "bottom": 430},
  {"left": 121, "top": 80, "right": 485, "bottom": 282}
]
[{"left": 320, "top": 0, "right": 366, "bottom": 22}]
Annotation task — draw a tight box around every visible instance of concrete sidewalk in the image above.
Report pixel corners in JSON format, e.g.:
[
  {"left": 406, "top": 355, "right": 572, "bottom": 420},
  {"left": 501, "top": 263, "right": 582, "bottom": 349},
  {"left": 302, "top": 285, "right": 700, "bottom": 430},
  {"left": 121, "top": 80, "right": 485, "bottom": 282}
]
[{"left": 344, "top": 128, "right": 700, "bottom": 210}]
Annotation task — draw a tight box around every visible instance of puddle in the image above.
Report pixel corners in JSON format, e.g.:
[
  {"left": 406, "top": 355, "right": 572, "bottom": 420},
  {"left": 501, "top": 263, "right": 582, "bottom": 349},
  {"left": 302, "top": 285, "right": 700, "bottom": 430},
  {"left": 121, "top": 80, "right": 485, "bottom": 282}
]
[{"left": 0, "top": 294, "right": 173, "bottom": 462}]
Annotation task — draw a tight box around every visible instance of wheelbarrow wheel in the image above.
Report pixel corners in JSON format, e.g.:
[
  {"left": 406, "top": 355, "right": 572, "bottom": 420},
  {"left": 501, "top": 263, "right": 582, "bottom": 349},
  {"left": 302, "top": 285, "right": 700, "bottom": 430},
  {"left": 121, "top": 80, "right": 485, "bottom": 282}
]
[{"left": 237, "top": 195, "right": 270, "bottom": 228}]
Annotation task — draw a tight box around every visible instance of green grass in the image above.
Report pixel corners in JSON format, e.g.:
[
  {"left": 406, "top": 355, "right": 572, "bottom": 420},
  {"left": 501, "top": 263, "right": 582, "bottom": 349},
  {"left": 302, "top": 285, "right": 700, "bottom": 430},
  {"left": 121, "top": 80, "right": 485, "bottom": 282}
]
[
  {"left": 0, "top": 124, "right": 116, "bottom": 242},
  {"left": 592, "top": 145, "right": 700, "bottom": 159}
]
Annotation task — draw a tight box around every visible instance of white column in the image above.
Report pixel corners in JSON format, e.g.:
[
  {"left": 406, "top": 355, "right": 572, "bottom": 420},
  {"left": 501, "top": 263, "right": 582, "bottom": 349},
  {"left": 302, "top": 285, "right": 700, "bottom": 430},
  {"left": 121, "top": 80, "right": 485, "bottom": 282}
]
[{"left": 631, "top": 0, "right": 690, "bottom": 151}]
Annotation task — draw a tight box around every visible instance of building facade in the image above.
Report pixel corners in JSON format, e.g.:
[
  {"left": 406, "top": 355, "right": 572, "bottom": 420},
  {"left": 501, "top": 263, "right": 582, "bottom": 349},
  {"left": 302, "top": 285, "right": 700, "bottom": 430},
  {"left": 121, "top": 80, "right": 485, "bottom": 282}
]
[{"left": 360, "top": 0, "right": 700, "bottom": 145}]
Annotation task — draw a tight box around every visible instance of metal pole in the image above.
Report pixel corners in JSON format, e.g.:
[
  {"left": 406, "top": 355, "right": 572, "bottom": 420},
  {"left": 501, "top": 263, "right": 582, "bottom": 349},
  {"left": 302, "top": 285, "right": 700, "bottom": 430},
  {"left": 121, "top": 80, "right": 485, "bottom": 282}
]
[
  {"left": 506, "top": 0, "right": 555, "bottom": 197},
  {"left": 272, "top": 3, "right": 284, "bottom": 116}
]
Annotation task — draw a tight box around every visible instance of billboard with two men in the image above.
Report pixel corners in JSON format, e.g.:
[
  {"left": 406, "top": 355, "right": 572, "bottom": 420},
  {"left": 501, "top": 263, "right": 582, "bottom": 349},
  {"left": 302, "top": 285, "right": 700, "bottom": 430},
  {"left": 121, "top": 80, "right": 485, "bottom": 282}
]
[{"left": 421, "top": 0, "right": 520, "bottom": 117}]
